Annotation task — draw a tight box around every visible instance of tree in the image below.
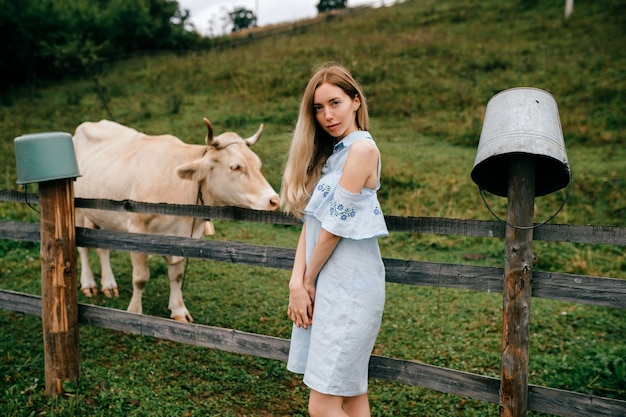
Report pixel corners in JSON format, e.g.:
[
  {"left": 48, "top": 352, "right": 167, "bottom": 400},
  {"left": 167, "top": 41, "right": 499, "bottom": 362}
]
[
  {"left": 0, "top": 0, "right": 205, "bottom": 93},
  {"left": 228, "top": 7, "right": 256, "bottom": 32},
  {"left": 316, "top": 0, "right": 347, "bottom": 13}
]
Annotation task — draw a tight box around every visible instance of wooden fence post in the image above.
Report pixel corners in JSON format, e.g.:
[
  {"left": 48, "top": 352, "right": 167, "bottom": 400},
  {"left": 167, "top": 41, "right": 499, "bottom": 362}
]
[
  {"left": 471, "top": 87, "right": 567, "bottom": 416},
  {"left": 500, "top": 157, "right": 535, "bottom": 416},
  {"left": 39, "top": 178, "right": 80, "bottom": 397},
  {"left": 14, "top": 130, "right": 82, "bottom": 397}
]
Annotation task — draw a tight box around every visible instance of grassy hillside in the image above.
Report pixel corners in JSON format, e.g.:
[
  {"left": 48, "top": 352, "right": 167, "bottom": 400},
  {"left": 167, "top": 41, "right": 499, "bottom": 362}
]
[
  {"left": 0, "top": 0, "right": 624, "bottom": 416},
  {"left": 1, "top": 0, "right": 624, "bottom": 226},
  {"left": 1, "top": 0, "right": 623, "bottom": 272}
]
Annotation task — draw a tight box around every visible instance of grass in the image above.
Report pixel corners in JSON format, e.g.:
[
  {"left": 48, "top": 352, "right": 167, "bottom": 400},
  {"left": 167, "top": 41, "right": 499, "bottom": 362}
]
[
  {"left": 2, "top": 263, "right": 624, "bottom": 416},
  {"left": 0, "top": 0, "right": 625, "bottom": 415}
]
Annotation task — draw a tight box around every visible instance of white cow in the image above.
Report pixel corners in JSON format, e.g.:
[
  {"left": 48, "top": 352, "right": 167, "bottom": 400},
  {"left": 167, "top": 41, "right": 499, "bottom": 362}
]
[{"left": 73, "top": 118, "right": 279, "bottom": 322}]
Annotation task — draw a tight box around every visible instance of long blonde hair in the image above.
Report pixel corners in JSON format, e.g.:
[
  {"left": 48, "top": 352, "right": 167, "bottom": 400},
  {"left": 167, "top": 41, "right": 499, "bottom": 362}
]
[{"left": 280, "top": 63, "right": 369, "bottom": 217}]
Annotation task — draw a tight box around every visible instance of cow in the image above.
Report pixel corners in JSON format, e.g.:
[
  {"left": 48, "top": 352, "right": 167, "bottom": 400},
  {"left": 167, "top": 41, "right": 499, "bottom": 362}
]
[{"left": 73, "top": 118, "right": 280, "bottom": 322}]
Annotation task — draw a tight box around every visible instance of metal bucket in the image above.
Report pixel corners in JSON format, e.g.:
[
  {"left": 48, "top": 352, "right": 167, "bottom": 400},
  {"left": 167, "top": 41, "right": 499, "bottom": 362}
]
[{"left": 471, "top": 87, "right": 571, "bottom": 197}]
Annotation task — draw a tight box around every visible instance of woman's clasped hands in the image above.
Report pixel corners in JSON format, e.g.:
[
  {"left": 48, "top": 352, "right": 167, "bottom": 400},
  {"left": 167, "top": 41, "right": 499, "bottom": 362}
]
[{"left": 288, "top": 279, "right": 316, "bottom": 329}]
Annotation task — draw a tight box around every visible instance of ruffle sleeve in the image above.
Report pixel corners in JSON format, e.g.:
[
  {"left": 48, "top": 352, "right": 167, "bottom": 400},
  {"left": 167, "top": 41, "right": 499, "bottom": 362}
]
[{"left": 305, "top": 183, "right": 388, "bottom": 240}]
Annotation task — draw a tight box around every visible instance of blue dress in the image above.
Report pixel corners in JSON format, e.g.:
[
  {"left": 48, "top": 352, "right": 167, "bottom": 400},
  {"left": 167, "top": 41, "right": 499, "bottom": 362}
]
[{"left": 287, "top": 130, "right": 388, "bottom": 396}]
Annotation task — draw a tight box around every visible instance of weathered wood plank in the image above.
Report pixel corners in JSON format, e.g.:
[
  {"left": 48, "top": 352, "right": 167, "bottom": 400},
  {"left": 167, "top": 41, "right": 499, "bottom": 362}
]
[
  {"left": 383, "top": 258, "right": 504, "bottom": 292},
  {"left": 2, "top": 190, "right": 624, "bottom": 244},
  {"left": 0, "top": 189, "right": 39, "bottom": 205},
  {"left": 75, "top": 227, "right": 626, "bottom": 308},
  {"left": 75, "top": 226, "right": 296, "bottom": 270},
  {"left": 385, "top": 216, "right": 626, "bottom": 246},
  {"left": 77, "top": 303, "right": 291, "bottom": 362},
  {"left": 533, "top": 223, "right": 626, "bottom": 246},
  {"left": 1, "top": 221, "right": 623, "bottom": 308},
  {"left": 0, "top": 220, "right": 39, "bottom": 241},
  {"left": 385, "top": 259, "right": 626, "bottom": 308},
  {"left": 368, "top": 355, "right": 501, "bottom": 403},
  {"left": 528, "top": 384, "right": 626, "bottom": 417},
  {"left": 370, "top": 357, "right": 626, "bottom": 417},
  {"left": 0, "top": 289, "right": 41, "bottom": 316},
  {"left": 385, "top": 215, "right": 505, "bottom": 239},
  {"left": 0, "top": 289, "right": 290, "bottom": 362},
  {"left": 532, "top": 271, "right": 626, "bottom": 308},
  {"left": 74, "top": 196, "right": 626, "bottom": 244},
  {"left": 74, "top": 197, "right": 300, "bottom": 226}
]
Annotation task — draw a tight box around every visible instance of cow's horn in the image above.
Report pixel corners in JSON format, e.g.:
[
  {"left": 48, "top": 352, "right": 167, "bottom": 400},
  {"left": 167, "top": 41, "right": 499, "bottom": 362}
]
[
  {"left": 244, "top": 123, "right": 264, "bottom": 146},
  {"left": 203, "top": 117, "right": 216, "bottom": 146}
]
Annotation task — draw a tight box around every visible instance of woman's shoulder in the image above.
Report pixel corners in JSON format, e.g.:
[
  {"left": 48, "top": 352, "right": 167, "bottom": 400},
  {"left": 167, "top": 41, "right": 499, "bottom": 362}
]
[
  {"left": 349, "top": 137, "right": 377, "bottom": 151},
  {"left": 346, "top": 137, "right": 379, "bottom": 162},
  {"left": 345, "top": 131, "right": 378, "bottom": 150}
]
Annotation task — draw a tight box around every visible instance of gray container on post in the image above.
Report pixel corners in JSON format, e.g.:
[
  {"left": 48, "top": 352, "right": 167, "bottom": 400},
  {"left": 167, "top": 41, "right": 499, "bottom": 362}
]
[
  {"left": 13, "top": 130, "right": 81, "bottom": 397},
  {"left": 14, "top": 132, "right": 80, "bottom": 184},
  {"left": 471, "top": 87, "right": 570, "bottom": 197}
]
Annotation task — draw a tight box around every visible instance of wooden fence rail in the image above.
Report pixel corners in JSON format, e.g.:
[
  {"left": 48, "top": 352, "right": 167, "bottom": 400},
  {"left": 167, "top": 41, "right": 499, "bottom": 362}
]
[
  {"left": 3, "top": 190, "right": 625, "bottom": 244},
  {"left": 1, "top": 289, "right": 624, "bottom": 417},
  {"left": 1, "top": 190, "right": 625, "bottom": 416},
  {"left": 1, "top": 220, "right": 625, "bottom": 309}
]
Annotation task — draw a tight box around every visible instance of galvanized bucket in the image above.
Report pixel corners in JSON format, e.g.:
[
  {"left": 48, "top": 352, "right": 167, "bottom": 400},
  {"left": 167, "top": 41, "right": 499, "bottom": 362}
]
[{"left": 471, "top": 87, "right": 571, "bottom": 197}]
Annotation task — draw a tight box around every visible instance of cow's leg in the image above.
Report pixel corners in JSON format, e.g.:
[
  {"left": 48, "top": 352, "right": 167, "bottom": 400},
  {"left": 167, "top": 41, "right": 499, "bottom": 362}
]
[
  {"left": 77, "top": 213, "right": 98, "bottom": 297},
  {"left": 127, "top": 252, "right": 150, "bottom": 315},
  {"left": 166, "top": 256, "right": 193, "bottom": 323},
  {"left": 96, "top": 248, "right": 118, "bottom": 298},
  {"left": 78, "top": 246, "right": 98, "bottom": 297}
]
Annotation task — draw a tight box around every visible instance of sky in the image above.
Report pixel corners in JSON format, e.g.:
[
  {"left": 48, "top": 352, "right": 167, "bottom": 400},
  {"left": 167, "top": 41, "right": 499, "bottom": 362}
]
[{"left": 177, "top": 0, "right": 384, "bottom": 36}]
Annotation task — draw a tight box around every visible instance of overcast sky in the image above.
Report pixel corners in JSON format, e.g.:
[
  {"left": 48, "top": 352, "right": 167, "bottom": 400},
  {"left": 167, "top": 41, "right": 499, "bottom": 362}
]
[{"left": 177, "top": 0, "right": 384, "bottom": 36}]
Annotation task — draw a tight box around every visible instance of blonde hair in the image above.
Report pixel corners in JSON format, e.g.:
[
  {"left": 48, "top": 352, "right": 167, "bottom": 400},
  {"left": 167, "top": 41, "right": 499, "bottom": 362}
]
[{"left": 280, "top": 63, "right": 369, "bottom": 217}]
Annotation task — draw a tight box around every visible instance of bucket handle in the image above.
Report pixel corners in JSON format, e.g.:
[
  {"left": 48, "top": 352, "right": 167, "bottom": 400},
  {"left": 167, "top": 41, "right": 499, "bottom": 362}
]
[{"left": 478, "top": 169, "right": 572, "bottom": 230}]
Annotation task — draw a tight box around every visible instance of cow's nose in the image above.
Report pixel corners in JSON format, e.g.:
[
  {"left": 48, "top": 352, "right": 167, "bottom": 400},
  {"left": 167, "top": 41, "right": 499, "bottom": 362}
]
[{"left": 268, "top": 195, "right": 280, "bottom": 211}]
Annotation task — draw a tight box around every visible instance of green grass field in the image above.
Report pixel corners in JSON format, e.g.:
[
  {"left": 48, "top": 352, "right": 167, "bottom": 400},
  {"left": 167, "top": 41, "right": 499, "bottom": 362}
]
[{"left": 1, "top": 0, "right": 624, "bottom": 415}]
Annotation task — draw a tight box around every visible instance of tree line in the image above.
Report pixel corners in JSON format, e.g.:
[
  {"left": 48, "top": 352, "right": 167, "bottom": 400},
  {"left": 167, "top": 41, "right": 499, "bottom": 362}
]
[
  {"left": 0, "top": 0, "right": 206, "bottom": 93},
  {"left": 0, "top": 0, "right": 349, "bottom": 94}
]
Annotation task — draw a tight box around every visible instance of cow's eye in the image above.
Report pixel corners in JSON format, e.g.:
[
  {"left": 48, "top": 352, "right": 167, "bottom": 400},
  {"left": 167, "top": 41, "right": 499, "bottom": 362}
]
[{"left": 231, "top": 164, "right": 242, "bottom": 172}]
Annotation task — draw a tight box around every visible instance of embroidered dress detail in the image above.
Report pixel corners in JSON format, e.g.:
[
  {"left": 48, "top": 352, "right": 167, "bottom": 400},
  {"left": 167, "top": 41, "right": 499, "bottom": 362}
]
[
  {"left": 303, "top": 131, "right": 388, "bottom": 240},
  {"left": 317, "top": 183, "right": 331, "bottom": 197},
  {"left": 330, "top": 200, "right": 355, "bottom": 220},
  {"left": 320, "top": 184, "right": 387, "bottom": 239}
]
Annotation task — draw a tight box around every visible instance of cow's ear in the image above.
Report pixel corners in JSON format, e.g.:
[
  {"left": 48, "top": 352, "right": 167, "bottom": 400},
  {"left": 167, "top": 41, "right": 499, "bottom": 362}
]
[{"left": 176, "top": 160, "right": 205, "bottom": 181}]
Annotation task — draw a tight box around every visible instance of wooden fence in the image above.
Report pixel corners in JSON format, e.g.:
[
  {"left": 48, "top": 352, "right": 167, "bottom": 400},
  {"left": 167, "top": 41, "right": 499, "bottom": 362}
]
[{"left": 0, "top": 189, "right": 625, "bottom": 416}]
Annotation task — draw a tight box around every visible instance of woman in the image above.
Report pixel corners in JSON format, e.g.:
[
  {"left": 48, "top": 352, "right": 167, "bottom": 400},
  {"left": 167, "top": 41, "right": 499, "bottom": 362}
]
[{"left": 281, "top": 62, "right": 388, "bottom": 417}]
